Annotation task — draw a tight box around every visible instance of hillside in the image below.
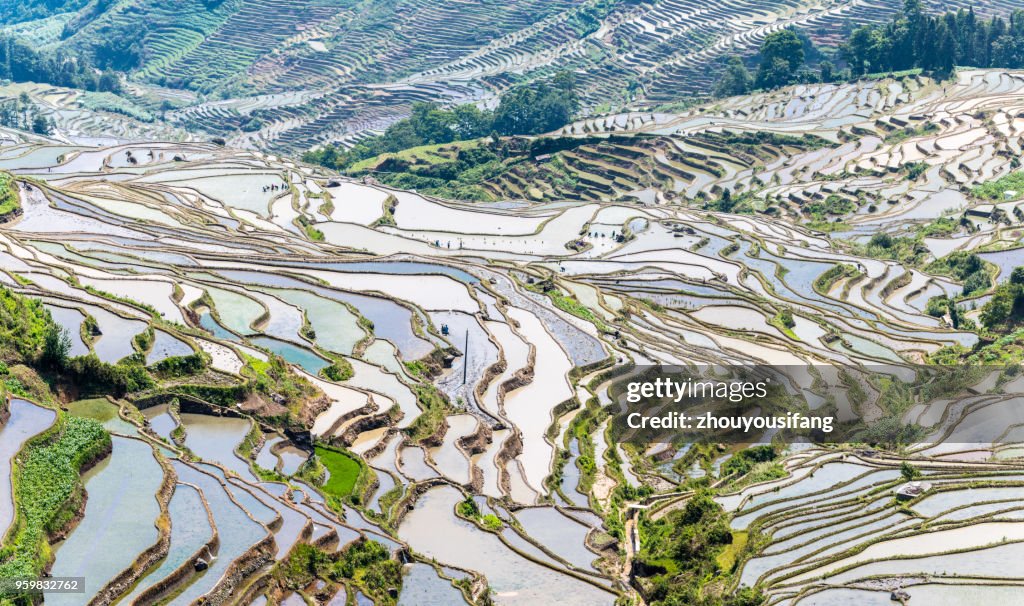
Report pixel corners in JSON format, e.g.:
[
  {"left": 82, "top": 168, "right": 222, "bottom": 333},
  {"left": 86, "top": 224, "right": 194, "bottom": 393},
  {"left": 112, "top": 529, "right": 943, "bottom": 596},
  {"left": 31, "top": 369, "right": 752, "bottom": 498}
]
[
  {"left": 2, "top": 0, "right": 1024, "bottom": 594},
  {"left": 0, "top": 69, "right": 1023, "bottom": 603},
  {"left": 2, "top": 0, "right": 1019, "bottom": 152}
]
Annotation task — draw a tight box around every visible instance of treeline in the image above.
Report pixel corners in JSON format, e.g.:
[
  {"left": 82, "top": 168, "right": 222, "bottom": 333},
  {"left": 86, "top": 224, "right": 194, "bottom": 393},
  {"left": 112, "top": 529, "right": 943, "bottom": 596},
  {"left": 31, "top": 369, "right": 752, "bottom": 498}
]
[
  {"left": 0, "top": 0, "right": 92, "bottom": 25},
  {"left": 0, "top": 35, "right": 121, "bottom": 93},
  {"left": 715, "top": 29, "right": 828, "bottom": 97},
  {"left": 0, "top": 285, "right": 155, "bottom": 398},
  {"left": 304, "top": 72, "right": 579, "bottom": 172},
  {"left": 844, "top": 1, "right": 1024, "bottom": 75},
  {"left": 716, "top": 1, "right": 1024, "bottom": 98}
]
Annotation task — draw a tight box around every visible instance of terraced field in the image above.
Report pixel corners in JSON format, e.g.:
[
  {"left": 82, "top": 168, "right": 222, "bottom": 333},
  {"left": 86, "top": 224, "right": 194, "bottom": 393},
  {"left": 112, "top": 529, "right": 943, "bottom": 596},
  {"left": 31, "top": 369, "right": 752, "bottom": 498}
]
[
  {"left": 3, "top": 0, "right": 1018, "bottom": 152},
  {"left": 2, "top": 66, "right": 1024, "bottom": 605}
]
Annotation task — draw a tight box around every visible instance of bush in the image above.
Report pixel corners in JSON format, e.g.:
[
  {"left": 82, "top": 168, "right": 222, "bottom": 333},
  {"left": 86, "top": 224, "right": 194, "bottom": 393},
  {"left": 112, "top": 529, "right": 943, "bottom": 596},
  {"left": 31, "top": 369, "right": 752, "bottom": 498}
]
[
  {"left": 900, "top": 461, "right": 921, "bottom": 481},
  {"left": 980, "top": 281, "right": 1024, "bottom": 331},
  {"left": 0, "top": 172, "right": 18, "bottom": 217},
  {"left": 962, "top": 270, "right": 991, "bottom": 296},
  {"left": 321, "top": 359, "right": 353, "bottom": 382},
  {"left": 722, "top": 445, "right": 777, "bottom": 477},
  {"left": 66, "top": 354, "right": 154, "bottom": 396},
  {"left": 777, "top": 308, "right": 795, "bottom": 328},
  {"left": 41, "top": 325, "right": 70, "bottom": 369},
  {"left": 0, "top": 286, "right": 58, "bottom": 362},
  {"left": 152, "top": 353, "right": 206, "bottom": 376}
]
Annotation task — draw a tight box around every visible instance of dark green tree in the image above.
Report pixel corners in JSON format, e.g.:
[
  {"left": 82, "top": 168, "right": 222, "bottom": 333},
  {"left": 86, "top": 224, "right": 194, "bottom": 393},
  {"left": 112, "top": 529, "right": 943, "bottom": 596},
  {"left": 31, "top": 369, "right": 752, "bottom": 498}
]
[
  {"left": 31, "top": 114, "right": 51, "bottom": 135},
  {"left": 714, "top": 56, "right": 753, "bottom": 97},
  {"left": 756, "top": 30, "right": 805, "bottom": 88},
  {"left": 42, "top": 325, "right": 70, "bottom": 368}
]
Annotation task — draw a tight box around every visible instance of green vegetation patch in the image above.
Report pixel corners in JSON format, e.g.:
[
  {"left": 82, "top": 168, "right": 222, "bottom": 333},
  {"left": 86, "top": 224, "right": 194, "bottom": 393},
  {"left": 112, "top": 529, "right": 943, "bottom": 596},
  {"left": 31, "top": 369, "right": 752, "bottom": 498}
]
[
  {"left": 315, "top": 445, "right": 362, "bottom": 498},
  {"left": 0, "top": 415, "right": 110, "bottom": 586},
  {"left": 272, "top": 540, "right": 401, "bottom": 605},
  {"left": 404, "top": 383, "right": 450, "bottom": 443},
  {"left": 715, "top": 531, "right": 748, "bottom": 573},
  {"left": 635, "top": 491, "right": 763, "bottom": 605},
  {"left": 926, "top": 251, "right": 992, "bottom": 297},
  {"left": 321, "top": 358, "right": 353, "bottom": 382},
  {"left": 813, "top": 264, "right": 857, "bottom": 293},
  {"left": 884, "top": 122, "right": 939, "bottom": 143},
  {"left": 242, "top": 352, "right": 318, "bottom": 415},
  {"left": 78, "top": 92, "right": 153, "bottom": 122},
  {"left": 525, "top": 278, "right": 608, "bottom": 332},
  {"left": 306, "top": 73, "right": 577, "bottom": 171},
  {"left": 0, "top": 172, "right": 18, "bottom": 217},
  {"left": 456, "top": 496, "right": 502, "bottom": 531},
  {"left": 855, "top": 232, "right": 931, "bottom": 267},
  {"left": 0, "top": 285, "right": 58, "bottom": 363},
  {"left": 973, "top": 170, "right": 1024, "bottom": 202}
]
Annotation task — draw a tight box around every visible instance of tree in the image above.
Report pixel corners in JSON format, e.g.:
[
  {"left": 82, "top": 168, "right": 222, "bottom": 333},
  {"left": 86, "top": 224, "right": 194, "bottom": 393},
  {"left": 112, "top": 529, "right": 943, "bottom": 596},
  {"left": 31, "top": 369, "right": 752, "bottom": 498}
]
[
  {"left": 715, "top": 188, "right": 735, "bottom": 212},
  {"left": 843, "top": 26, "right": 883, "bottom": 75},
  {"left": 819, "top": 59, "right": 835, "bottom": 83},
  {"left": 778, "top": 308, "right": 795, "bottom": 328},
  {"left": 31, "top": 114, "right": 51, "bottom": 135},
  {"left": 980, "top": 280, "right": 1024, "bottom": 331},
  {"left": 756, "top": 30, "right": 805, "bottom": 89},
  {"left": 714, "top": 56, "right": 753, "bottom": 97},
  {"left": 42, "top": 325, "right": 70, "bottom": 368},
  {"left": 97, "top": 69, "right": 121, "bottom": 94},
  {"left": 757, "top": 57, "right": 795, "bottom": 90},
  {"left": 492, "top": 71, "right": 578, "bottom": 136},
  {"left": 451, "top": 104, "right": 492, "bottom": 139}
]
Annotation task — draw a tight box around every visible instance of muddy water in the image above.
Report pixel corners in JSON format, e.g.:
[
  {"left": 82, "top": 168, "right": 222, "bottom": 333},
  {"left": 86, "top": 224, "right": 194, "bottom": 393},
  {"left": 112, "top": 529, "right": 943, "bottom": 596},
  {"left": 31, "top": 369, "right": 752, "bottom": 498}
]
[
  {"left": 170, "top": 462, "right": 269, "bottom": 604},
  {"left": 397, "top": 563, "right": 467, "bottom": 605},
  {"left": 44, "top": 304, "right": 90, "bottom": 357},
  {"left": 792, "top": 521, "right": 1024, "bottom": 583},
  {"left": 368, "top": 468, "right": 396, "bottom": 514},
  {"left": 262, "top": 287, "right": 363, "bottom": 355},
  {"left": 398, "top": 446, "right": 437, "bottom": 481},
  {"left": 88, "top": 306, "right": 147, "bottom": 363},
  {"left": 0, "top": 399, "right": 57, "bottom": 540},
  {"left": 559, "top": 438, "right": 590, "bottom": 506},
  {"left": 118, "top": 483, "right": 214, "bottom": 604},
  {"left": 794, "top": 588, "right": 893, "bottom": 605},
  {"left": 210, "top": 269, "right": 432, "bottom": 359},
  {"left": 48, "top": 437, "right": 163, "bottom": 605},
  {"left": 514, "top": 507, "right": 598, "bottom": 571},
  {"left": 65, "top": 398, "right": 137, "bottom": 435},
  {"left": 179, "top": 413, "right": 257, "bottom": 482},
  {"left": 277, "top": 445, "right": 308, "bottom": 476},
  {"left": 826, "top": 539, "right": 1024, "bottom": 585},
  {"left": 250, "top": 336, "right": 329, "bottom": 374},
  {"left": 146, "top": 330, "right": 193, "bottom": 365},
  {"left": 255, "top": 434, "right": 285, "bottom": 471},
  {"left": 428, "top": 414, "right": 476, "bottom": 485},
  {"left": 503, "top": 308, "right": 572, "bottom": 493},
  {"left": 399, "top": 486, "right": 615, "bottom": 605},
  {"left": 474, "top": 428, "right": 509, "bottom": 499},
  {"left": 142, "top": 404, "right": 177, "bottom": 441}
]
